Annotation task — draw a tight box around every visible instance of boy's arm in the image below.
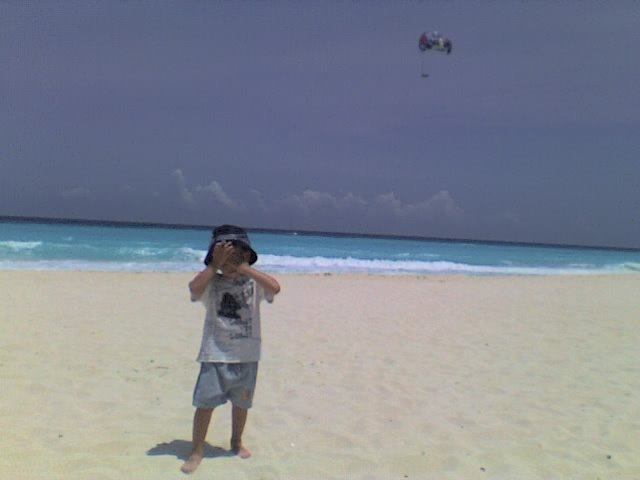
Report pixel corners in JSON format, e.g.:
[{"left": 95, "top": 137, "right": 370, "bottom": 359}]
[
  {"left": 188, "top": 266, "right": 217, "bottom": 302},
  {"left": 236, "top": 264, "right": 281, "bottom": 297},
  {"left": 189, "top": 241, "right": 234, "bottom": 301}
]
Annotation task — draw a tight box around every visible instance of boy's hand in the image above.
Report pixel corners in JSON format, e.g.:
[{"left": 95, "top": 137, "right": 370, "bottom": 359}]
[
  {"left": 224, "top": 246, "right": 252, "bottom": 273},
  {"left": 234, "top": 262, "right": 280, "bottom": 297},
  {"left": 211, "top": 242, "right": 234, "bottom": 269}
]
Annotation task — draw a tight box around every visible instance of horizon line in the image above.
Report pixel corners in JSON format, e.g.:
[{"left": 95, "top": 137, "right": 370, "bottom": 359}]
[{"left": 1, "top": 214, "right": 638, "bottom": 252}]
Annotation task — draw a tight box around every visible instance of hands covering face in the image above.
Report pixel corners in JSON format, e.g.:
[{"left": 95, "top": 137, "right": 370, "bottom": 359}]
[{"left": 211, "top": 241, "right": 249, "bottom": 271}]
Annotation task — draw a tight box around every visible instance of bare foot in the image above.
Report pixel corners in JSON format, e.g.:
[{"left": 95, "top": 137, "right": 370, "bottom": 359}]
[
  {"left": 231, "top": 440, "right": 251, "bottom": 459},
  {"left": 180, "top": 452, "right": 203, "bottom": 474}
]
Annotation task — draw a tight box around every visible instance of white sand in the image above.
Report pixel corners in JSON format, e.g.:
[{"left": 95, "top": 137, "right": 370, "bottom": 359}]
[{"left": 1, "top": 271, "right": 639, "bottom": 479}]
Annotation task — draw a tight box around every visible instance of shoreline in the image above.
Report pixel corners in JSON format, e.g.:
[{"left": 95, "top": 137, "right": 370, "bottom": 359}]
[
  {"left": 1, "top": 271, "right": 639, "bottom": 479},
  {"left": 2, "top": 269, "right": 640, "bottom": 278}
]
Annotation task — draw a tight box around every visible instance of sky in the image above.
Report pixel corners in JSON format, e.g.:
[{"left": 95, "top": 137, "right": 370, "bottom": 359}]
[{"left": 2, "top": 1, "right": 639, "bottom": 248}]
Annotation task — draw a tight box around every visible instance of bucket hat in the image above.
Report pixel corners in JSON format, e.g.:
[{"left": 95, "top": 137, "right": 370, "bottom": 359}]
[{"left": 204, "top": 224, "right": 258, "bottom": 266}]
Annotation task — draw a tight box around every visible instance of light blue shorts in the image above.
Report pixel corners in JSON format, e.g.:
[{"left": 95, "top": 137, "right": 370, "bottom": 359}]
[{"left": 192, "top": 362, "right": 258, "bottom": 410}]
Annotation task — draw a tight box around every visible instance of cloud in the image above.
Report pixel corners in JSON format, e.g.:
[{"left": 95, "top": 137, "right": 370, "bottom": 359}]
[
  {"left": 280, "top": 189, "right": 367, "bottom": 212},
  {"left": 196, "top": 180, "right": 242, "bottom": 210},
  {"left": 60, "top": 186, "right": 91, "bottom": 198},
  {"left": 261, "top": 188, "right": 464, "bottom": 221},
  {"left": 167, "top": 174, "right": 463, "bottom": 229},
  {"left": 172, "top": 169, "right": 196, "bottom": 208},
  {"left": 264, "top": 188, "right": 463, "bottom": 233},
  {"left": 171, "top": 170, "right": 243, "bottom": 211},
  {"left": 375, "top": 190, "right": 463, "bottom": 219}
]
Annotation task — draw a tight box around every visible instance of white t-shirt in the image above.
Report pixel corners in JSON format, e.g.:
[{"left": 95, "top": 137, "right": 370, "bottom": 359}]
[{"left": 196, "top": 275, "right": 273, "bottom": 363}]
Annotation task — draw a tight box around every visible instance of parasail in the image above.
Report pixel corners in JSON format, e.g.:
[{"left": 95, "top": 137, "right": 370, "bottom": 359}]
[
  {"left": 418, "top": 30, "right": 452, "bottom": 78},
  {"left": 418, "top": 31, "right": 452, "bottom": 55}
]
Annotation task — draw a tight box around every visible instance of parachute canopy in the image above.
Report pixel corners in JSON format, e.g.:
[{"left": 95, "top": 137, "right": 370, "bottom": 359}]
[{"left": 418, "top": 31, "right": 452, "bottom": 55}]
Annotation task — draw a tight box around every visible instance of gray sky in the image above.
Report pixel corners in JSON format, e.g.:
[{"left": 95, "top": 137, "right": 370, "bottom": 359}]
[{"left": 2, "top": 1, "right": 639, "bottom": 248}]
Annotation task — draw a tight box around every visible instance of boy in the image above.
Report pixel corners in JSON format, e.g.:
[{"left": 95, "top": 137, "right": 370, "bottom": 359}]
[{"left": 181, "top": 225, "right": 280, "bottom": 474}]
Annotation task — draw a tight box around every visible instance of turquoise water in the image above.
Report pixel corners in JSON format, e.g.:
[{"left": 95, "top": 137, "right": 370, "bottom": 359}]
[{"left": 1, "top": 219, "right": 639, "bottom": 275}]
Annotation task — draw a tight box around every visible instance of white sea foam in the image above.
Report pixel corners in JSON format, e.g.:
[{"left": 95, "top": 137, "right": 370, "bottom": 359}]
[
  {"left": 0, "top": 260, "right": 197, "bottom": 272},
  {"left": 255, "top": 255, "right": 623, "bottom": 276},
  {"left": 179, "top": 247, "right": 207, "bottom": 260},
  {"left": 0, "top": 252, "right": 636, "bottom": 275},
  {"left": 0, "top": 240, "right": 43, "bottom": 250},
  {"left": 110, "top": 246, "right": 206, "bottom": 261}
]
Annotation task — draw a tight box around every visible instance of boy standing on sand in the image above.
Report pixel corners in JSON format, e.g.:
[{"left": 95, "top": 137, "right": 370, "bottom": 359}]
[{"left": 181, "top": 225, "right": 280, "bottom": 474}]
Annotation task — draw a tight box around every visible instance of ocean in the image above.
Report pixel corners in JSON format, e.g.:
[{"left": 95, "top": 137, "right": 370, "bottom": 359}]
[{"left": 1, "top": 219, "right": 639, "bottom": 276}]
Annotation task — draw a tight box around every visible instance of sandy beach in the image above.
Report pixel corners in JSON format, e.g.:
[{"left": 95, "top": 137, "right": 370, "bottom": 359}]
[{"left": 1, "top": 271, "right": 639, "bottom": 479}]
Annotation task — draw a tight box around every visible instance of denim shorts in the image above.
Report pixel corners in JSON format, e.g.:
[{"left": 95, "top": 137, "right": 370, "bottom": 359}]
[{"left": 192, "top": 362, "right": 258, "bottom": 410}]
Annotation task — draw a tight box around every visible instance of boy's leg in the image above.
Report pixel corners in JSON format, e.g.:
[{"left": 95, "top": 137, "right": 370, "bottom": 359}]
[
  {"left": 231, "top": 404, "right": 251, "bottom": 459},
  {"left": 180, "top": 407, "right": 214, "bottom": 474}
]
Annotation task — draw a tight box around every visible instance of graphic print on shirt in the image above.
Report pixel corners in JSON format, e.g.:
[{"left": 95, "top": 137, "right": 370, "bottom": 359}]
[
  {"left": 217, "top": 282, "right": 254, "bottom": 340},
  {"left": 219, "top": 293, "right": 241, "bottom": 319}
]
